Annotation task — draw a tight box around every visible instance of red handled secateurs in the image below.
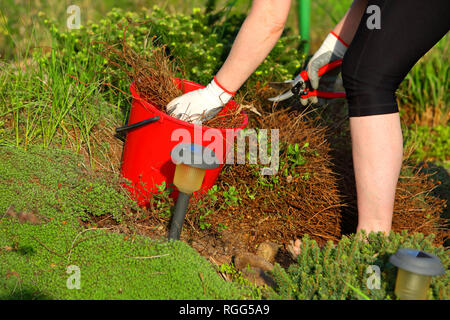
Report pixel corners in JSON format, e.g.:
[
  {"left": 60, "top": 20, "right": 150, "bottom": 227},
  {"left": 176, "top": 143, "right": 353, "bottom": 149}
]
[{"left": 268, "top": 59, "right": 346, "bottom": 102}]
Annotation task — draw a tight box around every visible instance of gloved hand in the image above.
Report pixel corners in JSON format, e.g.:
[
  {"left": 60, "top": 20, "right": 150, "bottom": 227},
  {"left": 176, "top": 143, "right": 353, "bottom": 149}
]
[
  {"left": 166, "top": 77, "right": 235, "bottom": 124},
  {"left": 300, "top": 31, "right": 348, "bottom": 106}
]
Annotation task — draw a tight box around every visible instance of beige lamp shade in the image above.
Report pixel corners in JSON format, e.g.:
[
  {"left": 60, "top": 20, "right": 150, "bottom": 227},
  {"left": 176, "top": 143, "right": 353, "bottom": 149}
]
[
  {"left": 389, "top": 249, "right": 444, "bottom": 300},
  {"left": 173, "top": 163, "right": 206, "bottom": 194},
  {"left": 170, "top": 143, "right": 219, "bottom": 194}
]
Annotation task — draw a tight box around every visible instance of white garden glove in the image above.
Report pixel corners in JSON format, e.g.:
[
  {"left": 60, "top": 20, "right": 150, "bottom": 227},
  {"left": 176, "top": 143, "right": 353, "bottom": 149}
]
[
  {"left": 300, "top": 31, "right": 348, "bottom": 105},
  {"left": 166, "top": 77, "right": 235, "bottom": 124}
]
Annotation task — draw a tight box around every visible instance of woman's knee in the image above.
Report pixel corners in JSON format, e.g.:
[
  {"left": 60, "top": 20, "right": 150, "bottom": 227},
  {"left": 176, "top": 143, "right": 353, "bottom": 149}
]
[{"left": 342, "top": 52, "right": 399, "bottom": 117}]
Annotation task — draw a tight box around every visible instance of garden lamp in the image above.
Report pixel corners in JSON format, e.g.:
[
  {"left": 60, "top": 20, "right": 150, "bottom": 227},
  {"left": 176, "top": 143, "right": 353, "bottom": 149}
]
[
  {"left": 168, "top": 143, "right": 219, "bottom": 240},
  {"left": 389, "top": 248, "right": 444, "bottom": 300}
]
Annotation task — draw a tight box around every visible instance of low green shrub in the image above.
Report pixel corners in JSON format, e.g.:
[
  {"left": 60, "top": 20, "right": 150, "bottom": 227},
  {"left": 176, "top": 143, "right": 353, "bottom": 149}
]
[
  {"left": 43, "top": 5, "right": 303, "bottom": 86},
  {"left": 270, "top": 232, "right": 449, "bottom": 300}
]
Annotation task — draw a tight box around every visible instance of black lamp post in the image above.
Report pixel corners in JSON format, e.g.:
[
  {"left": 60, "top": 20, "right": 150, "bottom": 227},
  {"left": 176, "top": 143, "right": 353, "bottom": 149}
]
[{"left": 168, "top": 143, "right": 219, "bottom": 240}]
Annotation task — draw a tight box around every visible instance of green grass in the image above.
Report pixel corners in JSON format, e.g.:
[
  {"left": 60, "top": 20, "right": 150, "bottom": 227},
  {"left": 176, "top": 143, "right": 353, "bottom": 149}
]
[
  {"left": 0, "top": 145, "right": 246, "bottom": 299},
  {"left": 0, "top": 19, "right": 127, "bottom": 166},
  {"left": 345, "top": 282, "right": 371, "bottom": 300},
  {"left": 403, "top": 124, "right": 450, "bottom": 169},
  {"left": 398, "top": 38, "right": 449, "bottom": 124}
]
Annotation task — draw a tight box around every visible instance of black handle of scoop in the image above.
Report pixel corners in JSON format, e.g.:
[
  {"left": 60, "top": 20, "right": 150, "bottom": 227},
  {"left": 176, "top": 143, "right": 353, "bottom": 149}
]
[{"left": 114, "top": 116, "right": 160, "bottom": 142}]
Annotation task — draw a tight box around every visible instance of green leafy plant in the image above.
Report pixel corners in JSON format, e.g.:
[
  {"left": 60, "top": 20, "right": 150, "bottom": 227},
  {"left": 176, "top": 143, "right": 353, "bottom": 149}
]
[
  {"left": 222, "top": 185, "right": 240, "bottom": 207},
  {"left": 194, "top": 185, "right": 219, "bottom": 230},
  {"left": 287, "top": 142, "right": 308, "bottom": 168},
  {"left": 147, "top": 181, "right": 174, "bottom": 218},
  {"left": 280, "top": 142, "right": 312, "bottom": 178},
  {"left": 217, "top": 223, "right": 229, "bottom": 232},
  {"left": 217, "top": 262, "right": 264, "bottom": 300}
]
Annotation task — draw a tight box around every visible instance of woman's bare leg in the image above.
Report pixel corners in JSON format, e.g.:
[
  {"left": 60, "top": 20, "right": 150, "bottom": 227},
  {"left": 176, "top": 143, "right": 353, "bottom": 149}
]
[
  {"left": 287, "top": 113, "right": 403, "bottom": 259},
  {"left": 350, "top": 113, "right": 403, "bottom": 234}
]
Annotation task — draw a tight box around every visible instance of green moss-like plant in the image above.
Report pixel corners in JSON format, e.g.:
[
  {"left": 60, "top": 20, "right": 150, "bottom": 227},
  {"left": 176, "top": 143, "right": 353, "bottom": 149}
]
[
  {"left": 0, "top": 145, "right": 131, "bottom": 223},
  {"left": 0, "top": 221, "right": 244, "bottom": 300},
  {"left": 0, "top": 146, "right": 245, "bottom": 299},
  {"left": 270, "top": 232, "right": 449, "bottom": 300}
]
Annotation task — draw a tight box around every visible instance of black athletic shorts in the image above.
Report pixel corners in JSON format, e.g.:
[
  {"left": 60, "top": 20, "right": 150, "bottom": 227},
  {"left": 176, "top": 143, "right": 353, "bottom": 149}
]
[{"left": 342, "top": 0, "right": 450, "bottom": 117}]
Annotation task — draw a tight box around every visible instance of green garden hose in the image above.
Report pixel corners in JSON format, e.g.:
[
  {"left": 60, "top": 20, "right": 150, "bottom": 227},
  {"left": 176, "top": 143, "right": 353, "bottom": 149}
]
[{"left": 298, "top": 0, "right": 311, "bottom": 54}]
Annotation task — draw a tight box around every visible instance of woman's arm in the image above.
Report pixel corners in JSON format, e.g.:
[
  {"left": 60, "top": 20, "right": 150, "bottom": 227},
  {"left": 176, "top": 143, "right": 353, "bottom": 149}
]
[
  {"left": 215, "top": 0, "right": 292, "bottom": 92},
  {"left": 332, "top": 0, "right": 368, "bottom": 45},
  {"left": 165, "top": 0, "right": 291, "bottom": 123}
]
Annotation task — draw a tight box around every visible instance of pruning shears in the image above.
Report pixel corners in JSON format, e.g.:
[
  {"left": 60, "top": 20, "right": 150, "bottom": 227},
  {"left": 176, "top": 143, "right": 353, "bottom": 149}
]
[{"left": 267, "top": 59, "right": 346, "bottom": 102}]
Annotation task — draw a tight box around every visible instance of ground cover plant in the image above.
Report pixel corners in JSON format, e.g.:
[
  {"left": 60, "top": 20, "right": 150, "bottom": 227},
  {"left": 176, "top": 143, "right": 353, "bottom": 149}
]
[
  {"left": 0, "top": 146, "right": 247, "bottom": 299},
  {"left": 0, "top": 1, "right": 448, "bottom": 300},
  {"left": 270, "top": 232, "right": 449, "bottom": 300}
]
